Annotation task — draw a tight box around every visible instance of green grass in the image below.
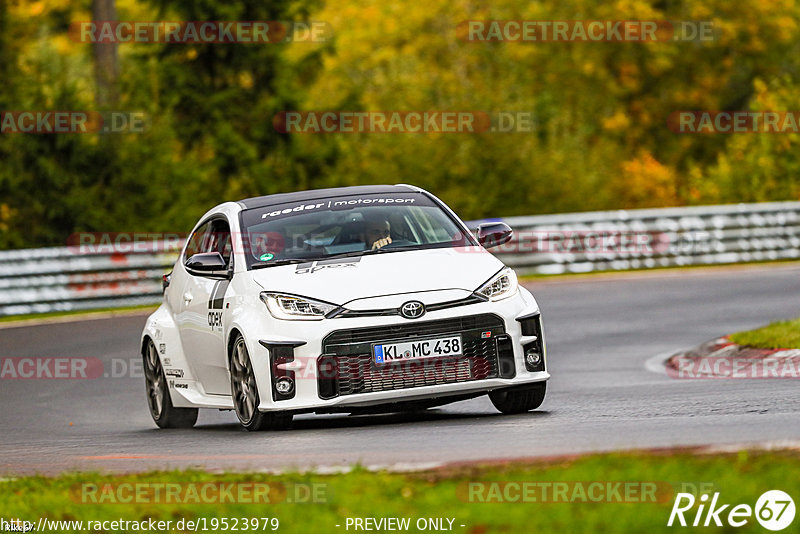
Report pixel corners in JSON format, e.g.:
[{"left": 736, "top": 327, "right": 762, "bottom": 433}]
[
  {"left": 0, "top": 304, "right": 157, "bottom": 324},
  {"left": 729, "top": 317, "right": 800, "bottom": 349},
  {"left": 1, "top": 450, "right": 798, "bottom": 533}
]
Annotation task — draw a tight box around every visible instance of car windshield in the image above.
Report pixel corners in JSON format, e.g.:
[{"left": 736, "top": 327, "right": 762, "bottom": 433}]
[{"left": 239, "top": 192, "right": 475, "bottom": 268}]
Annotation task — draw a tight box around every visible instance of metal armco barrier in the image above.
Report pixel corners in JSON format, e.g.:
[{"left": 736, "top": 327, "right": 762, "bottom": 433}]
[
  {"left": 0, "top": 242, "right": 181, "bottom": 317},
  {"left": 1, "top": 201, "right": 799, "bottom": 316},
  {"left": 472, "top": 201, "right": 800, "bottom": 275}
]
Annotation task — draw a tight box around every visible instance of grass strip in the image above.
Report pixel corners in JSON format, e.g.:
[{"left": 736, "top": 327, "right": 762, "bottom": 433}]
[{"left": 0, "top": 449, "right": 797, "bottom": 533}]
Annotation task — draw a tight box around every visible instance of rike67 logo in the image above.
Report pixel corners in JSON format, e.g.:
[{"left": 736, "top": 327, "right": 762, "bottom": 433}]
[{"left": 668, "top": 490, "right": 795, "bottom": 531}]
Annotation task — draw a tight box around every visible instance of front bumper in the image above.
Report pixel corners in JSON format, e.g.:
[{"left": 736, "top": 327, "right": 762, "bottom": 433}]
[{"left": 250, "top": 289, "right": 547, "bottom": 412}]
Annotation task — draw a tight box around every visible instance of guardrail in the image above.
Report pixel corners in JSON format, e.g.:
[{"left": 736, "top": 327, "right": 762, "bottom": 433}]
[
  {"left": 1, "top": 201, "right": 799, "bottom": 316},
  {"left": 0, "top": 243, "right": 179, "bottom": 317},
  {"left": 470, "top": 201, "right": 800, "bottom": 275}
]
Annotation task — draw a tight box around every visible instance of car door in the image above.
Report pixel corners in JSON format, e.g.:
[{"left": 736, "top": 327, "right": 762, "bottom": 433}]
[{"left": 177, "top": 217, "right": 234, "bottom": 395}]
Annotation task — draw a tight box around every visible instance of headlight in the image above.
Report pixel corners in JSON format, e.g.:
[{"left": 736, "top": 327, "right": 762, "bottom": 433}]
[
  {"left": 260, "top": 292, "right": 337, "bottom": 320},
  {"left": 475, "top": 268, "right": 518, "bottom": 301}
]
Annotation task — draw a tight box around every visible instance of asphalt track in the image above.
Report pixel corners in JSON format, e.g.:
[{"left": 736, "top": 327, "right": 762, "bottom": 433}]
[{"left": 2, "top": 264, "right": 799, "bottom": 475}]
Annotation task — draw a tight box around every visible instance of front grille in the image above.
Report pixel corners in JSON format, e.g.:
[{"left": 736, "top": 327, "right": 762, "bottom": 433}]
[
  {"left": 329, "top": 294, "right": 487, "bottom": 319},
  {"left": 318, "top": 314, "right": 505, "bottom": 398}
]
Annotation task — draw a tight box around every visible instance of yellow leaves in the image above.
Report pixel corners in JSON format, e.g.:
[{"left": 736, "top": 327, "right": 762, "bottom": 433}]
[
  {"left": 12, "top": 0, "right": 81, "bottom": 18},
  {"left": 602, "top": 110, "right": 631, "bottom": 132},
  {"left": 29, "top": 2, "right": 44, "bottom": 16},
  {"left": 0, "top": 204, "right": 16, "bottom": 233},
  {"left": 615, "top": 152, "right": 678, "bottom": 208},
  {"left": 238, "top": 71, "right": 253, "bottom": 90},
  {"left": 695, "top": 74, "right": 800, "bottom": 204},
  {"left": 772, "top": 15, "right": 799, "bottom": 41},
  {"left": 686, "top": 4, "right": 713, "bottom": 20},
  {"left": 687, "top": 162, "right": 719, "bottom": 203},
  {"left": 750, "top": 76, "right": 800, "bottom": 114},
  {"left": 607, "top": 0, "right": 661, "bottom": 19},
  {"left": 617, "top": 62, "right": 640, "bottom": 91},
  {"left": 51, "top": 34, "right": 72, "bottom": 56},
  {"left": 359, "top": 5, "right": 381, "bottom": 25}
]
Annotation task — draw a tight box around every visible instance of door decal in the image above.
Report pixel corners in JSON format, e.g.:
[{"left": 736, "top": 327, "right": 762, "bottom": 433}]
[{"left": 207, "top": 280, "right": 230, "bottom": 309}]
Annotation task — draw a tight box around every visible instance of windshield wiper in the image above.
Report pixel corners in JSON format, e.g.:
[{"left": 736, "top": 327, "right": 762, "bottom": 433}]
[
  {"left": 313, "top": 245, "right": 422, "bottom": 262},
  {"left": 360, "top": 245, "right": 422, "bottom": 256},
  {"left": 251, "top": 258, "right": 309, "bottom": 270}
]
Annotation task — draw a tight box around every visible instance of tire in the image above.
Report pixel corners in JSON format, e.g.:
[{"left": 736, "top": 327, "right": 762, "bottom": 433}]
[
  {"left": 229, "top": 335, "right": 293, "bottom": 431},
  {"left": 489, "top": 382, "right": 547, "bottom": 414},
  {"left": 143, "top": 339, "right": 198, "bottom": 428}
]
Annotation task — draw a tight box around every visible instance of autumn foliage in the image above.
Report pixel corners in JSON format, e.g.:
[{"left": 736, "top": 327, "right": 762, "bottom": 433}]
[{"left": 1, "top": 0, "right": 799, "bottom": 247}]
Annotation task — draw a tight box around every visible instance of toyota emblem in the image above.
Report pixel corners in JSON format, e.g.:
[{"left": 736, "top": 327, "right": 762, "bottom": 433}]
[{"left": 400, "top": 301, "right": 425, "bottom": 319}]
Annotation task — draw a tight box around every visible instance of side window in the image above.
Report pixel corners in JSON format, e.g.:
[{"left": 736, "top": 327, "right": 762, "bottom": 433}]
[
  {"left": 183, "top": 218, "right": 232, "bottom": 267},
  {"left": 207, "top": 219, "right": 232, "bottom": 267},
  {"left": 185, "top": 221, "right": 211, "bottom": 259}
]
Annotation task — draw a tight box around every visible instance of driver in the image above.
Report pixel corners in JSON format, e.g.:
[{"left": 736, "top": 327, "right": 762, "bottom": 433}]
[{"left": 360, "top": 215, "right": 392, "bottom": 250}]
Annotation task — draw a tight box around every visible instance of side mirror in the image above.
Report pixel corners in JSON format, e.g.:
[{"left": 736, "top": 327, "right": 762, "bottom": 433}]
[
  {"left": 185, "top": 252, "right": 229, "bottom": 277},
  {"left": 477, "top": 222, "right": 513, "bottom": 249}
]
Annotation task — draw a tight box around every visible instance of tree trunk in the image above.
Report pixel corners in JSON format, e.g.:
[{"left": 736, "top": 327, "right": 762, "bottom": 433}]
[{"left": 92, "top": 0, "right": 118, "bottom": 108}]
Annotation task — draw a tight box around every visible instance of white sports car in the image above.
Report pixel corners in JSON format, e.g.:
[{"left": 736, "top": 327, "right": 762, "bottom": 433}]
[{"left": 140, "top": 184, "right": 548, "bottom": 430}]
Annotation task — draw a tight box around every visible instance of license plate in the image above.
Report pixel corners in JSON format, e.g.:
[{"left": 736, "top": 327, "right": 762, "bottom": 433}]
[{"left": 373, "top": 335, "right": 463, "bottom": 364}]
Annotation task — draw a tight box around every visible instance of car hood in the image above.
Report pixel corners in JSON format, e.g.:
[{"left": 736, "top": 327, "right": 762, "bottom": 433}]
[{"left": 250, "top": 247, "right": 505, "bottom": 306}]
